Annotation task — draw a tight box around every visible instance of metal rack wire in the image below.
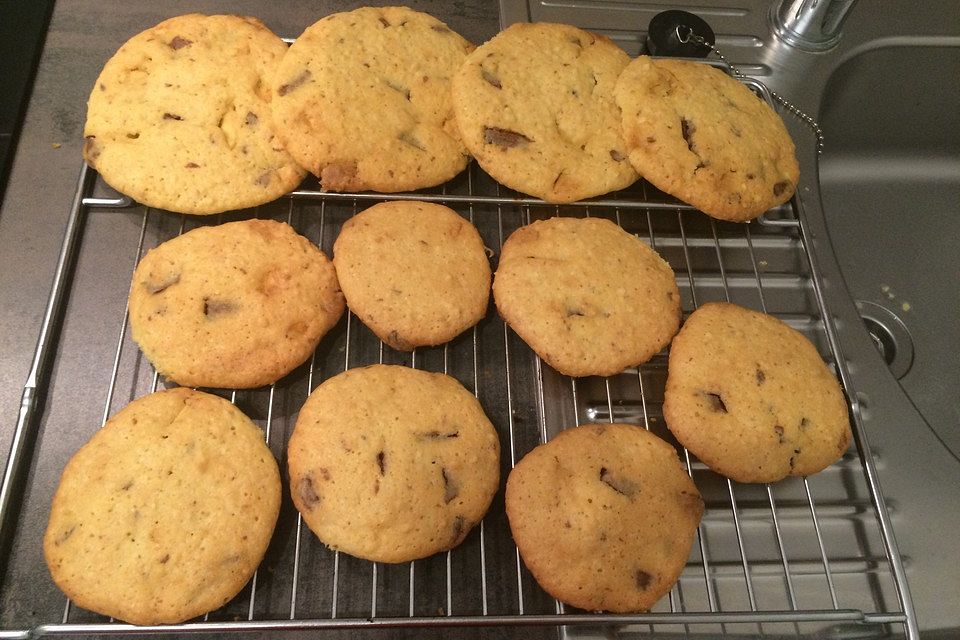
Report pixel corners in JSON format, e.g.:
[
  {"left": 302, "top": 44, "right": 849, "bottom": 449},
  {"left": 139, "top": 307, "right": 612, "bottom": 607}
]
[{"left": 0, "top": 92, "right": 916, "bottom": 638}]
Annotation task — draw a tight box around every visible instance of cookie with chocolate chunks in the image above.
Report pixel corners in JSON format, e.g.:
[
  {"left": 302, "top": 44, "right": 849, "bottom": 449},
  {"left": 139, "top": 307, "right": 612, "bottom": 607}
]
[
  {"left": 84, "top": 14, "right": 306, "bottom": 214},
  {"left": 128, "top": 219, "right": 344, "bottom": 388},
  {"left": 493, "top": 216, "right": 680, "bottom": 377},
  {"left": 506, "top": 423, "right": 703, "bottom": 612},
  {"left": 271, "top": 7, "right": 473, "bottom": 192},
  {"left": 333, "top": 201, "right": 490, "bottom": 351},
  {"left": 288, "top": 365, "right": 500, "bottom": 563},
  {"left": 452, "top": 22, "right": 637, "bottom": 202},
  {"left": 44, "top": 388, "right": 281, "bottom": 625},
  {"left": 615, "top": 57, "right": 799, "bottom": 221},
  {"left": 663, "top": 302, "right": 852, "bottom": 483}
]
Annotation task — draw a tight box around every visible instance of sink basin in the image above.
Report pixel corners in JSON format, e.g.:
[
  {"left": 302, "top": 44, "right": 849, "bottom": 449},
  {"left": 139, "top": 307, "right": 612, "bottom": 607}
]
[{"left": 818, "top": 44, "right": 960, "bottom": 458}]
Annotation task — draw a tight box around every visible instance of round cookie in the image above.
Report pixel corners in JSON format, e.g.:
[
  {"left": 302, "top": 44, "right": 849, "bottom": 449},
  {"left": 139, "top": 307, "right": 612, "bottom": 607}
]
[
  {"left": 452, "top": 22, "right": 637, "bottom": 203},
  {"left": 271, "top": 7, "right": 473, "bottom": 192},
  {"left": 493, "top": 217, "right": 681, "bottom": 377},
  {"left": 614, "top": 56, "right": 799, "bottom": 222},
  {"left": 44, "top": 388, "right": 281, "bottom": 625},
  {"left": 288, "top": 364, "right": 500, "bottom": 563},
  {"left": 129, "top": 219, "right": 344, "bottom": 389},
  {"left": 84, "top": 14, "right": 307, "bottom": 215},
  {"left": 333, "top": 201, "right": 490, "bottom": 351},
  {"left": 506, "top": 423, "right": 703, "bottom": 613},
  {"left": 663, "top": 302, "right": 852, "bottom": 483}
]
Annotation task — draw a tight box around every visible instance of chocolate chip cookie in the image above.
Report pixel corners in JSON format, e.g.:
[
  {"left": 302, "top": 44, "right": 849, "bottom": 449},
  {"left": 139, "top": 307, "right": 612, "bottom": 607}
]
[
  {"left": 506, "top": 423, "right": 703, "bottom": 612},
  {"left": 84, "top": 14, "right": 306, "bottom": 214},
  {"left": 332, "top": 201, "right": 490, "bottom": 350},
  {"left": 271, "top": 7, "right": 473, "bottom": 192},
  {"left": 129, "top": 219, "right": 344, "bottom": 389},
  {"left": 615, "top": 56, "right": 799, "bottom": 221},
  {"left": 663, "top": 302, "right": 852, "bottom": 483},
  {"left": 452, "top": 22, "right": 638, "bottom": 203},
  {"left": 44, "top": 388, "right": 281, "bottom": 625},
  {"left": 493, "top": 216, "right": 681, "bottom": 377},
  {"left": 288, "top": 364, "right": 500, "bottom": 563}
]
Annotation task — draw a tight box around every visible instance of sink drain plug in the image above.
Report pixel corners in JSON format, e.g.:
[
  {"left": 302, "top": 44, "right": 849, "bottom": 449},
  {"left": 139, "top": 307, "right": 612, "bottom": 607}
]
[{"left": 855, "top": 300, "right": 914, "bottom": 379}]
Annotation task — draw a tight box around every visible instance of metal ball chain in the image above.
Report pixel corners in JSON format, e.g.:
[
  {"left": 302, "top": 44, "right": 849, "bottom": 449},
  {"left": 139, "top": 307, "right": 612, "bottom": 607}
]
[{"left": 676, "top": 25, "right": 825, "bottom": 154}]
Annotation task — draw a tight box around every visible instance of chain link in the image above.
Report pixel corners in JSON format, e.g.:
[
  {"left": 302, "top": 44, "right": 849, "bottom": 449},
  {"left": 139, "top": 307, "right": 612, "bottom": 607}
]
[{"left": 676, "top": 25, "right": 824, "bottom": 154}]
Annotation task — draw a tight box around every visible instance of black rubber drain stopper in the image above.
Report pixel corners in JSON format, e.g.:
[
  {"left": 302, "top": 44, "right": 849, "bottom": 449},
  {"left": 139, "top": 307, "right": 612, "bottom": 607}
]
[{"left": 645, "top": 10, "right": 715, "bottom": 58}]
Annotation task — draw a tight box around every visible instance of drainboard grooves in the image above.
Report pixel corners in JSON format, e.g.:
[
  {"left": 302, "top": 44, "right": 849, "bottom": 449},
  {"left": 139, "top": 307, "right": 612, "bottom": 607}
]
[
  {"left": 699, "top": 499, "right": 885, "bottom": 520},
  {"left": 681, "top": 556, "right": 902, "bottom": 578}
]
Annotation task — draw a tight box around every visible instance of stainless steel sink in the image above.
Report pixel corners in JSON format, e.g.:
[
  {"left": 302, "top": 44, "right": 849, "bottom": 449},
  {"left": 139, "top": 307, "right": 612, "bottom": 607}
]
[
  {"left": 818, "top": 44, "right": 960, "bottom": 457},
  {"left": 499, "top": 0, "right": 960, "bottom": 636}
]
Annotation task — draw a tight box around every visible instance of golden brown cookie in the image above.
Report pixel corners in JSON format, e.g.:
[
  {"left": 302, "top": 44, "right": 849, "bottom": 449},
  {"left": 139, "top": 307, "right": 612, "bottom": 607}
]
[
  {"left": 615, "top": 56, "right": 799, "bottom": 222},
  {"left": 129, "top": 219, "right": 344, "bottom": 389},
  {"left": 506, "top": 423, "right": 703, "bottom": 612},
  {"left": 452, "top": 22, "right": 637, "bottom": 203},
  {"left": 83, "top": 14, "right": 306, "bottom": 214},
  {"left": 271, "top": 7, "right": 473, "bottom": 192},
  {"left": 493, "top": 216, "right": 680, "bottom": 377},
  {"left": 663, "top": 302, "right": 852, "bottom": 483},
  {"left": 332, "top": 201, "right": 490, "bottom": 350},
  {"left": 288, "top": 365, "right": 500, "bottom": 563},
  {"left": 44, "top": 388, "right": 281, "bottom": 625}
]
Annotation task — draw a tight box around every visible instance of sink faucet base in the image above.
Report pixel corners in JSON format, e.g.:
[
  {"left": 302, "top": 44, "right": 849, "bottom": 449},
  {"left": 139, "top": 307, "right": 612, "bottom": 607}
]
[{"left": 771, "top": 0, "right": 859, "bottom": 51}]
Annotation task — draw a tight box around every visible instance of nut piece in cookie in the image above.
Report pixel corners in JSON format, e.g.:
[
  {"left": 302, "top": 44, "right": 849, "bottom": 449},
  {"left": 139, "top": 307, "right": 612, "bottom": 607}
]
[
  {"left": 493, "top": 216, "right": 680, "bottom": 377},
  {"left": 452, "top": 22, "right": 637, "bottom": 203},
  {"left": 615, "top": 56, "right": 799, "bottom": 221},
  {"left": 506, "top": 423, "right": 703, "bottom": 612},
  {"left": 128, "top": 219, "right": 344, "bottom": 389},
  {"left": 663, "top": 302, "right": 852, "bottom": 483},
  {"left": 43, "top": 388, "right": 281, "bottom": 625},
  {"left": 83, "top": 14, "right": 306, "bottom": 214},
  {"left": 271, "top": 7, "right": 474, "bottom": 192},
  {"left": 288, "top": 364, "right": 500, "bottom": 563},
  {"left": 333, "top": 201, "right": 491, "bottom": 351}
]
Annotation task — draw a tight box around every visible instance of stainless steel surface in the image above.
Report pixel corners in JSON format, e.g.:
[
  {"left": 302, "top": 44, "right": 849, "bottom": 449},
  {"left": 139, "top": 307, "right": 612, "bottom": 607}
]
[
  {"left": 0, "top": 77, "right": 916, "bottom": 635},
  {"left": 818, "top": 45, "right": 960, "bottom": 459},
  {"left": 770, "top": 0, "right": 859, "bottom": 51},
  {"left": 499, "top": 1, "right": 960, "bottom": 636}
]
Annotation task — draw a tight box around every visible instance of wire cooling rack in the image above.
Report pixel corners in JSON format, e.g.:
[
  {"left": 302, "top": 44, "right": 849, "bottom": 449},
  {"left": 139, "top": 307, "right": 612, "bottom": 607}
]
[{"left": 0, "top": 82, "right": 917, "bottom": 639}]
